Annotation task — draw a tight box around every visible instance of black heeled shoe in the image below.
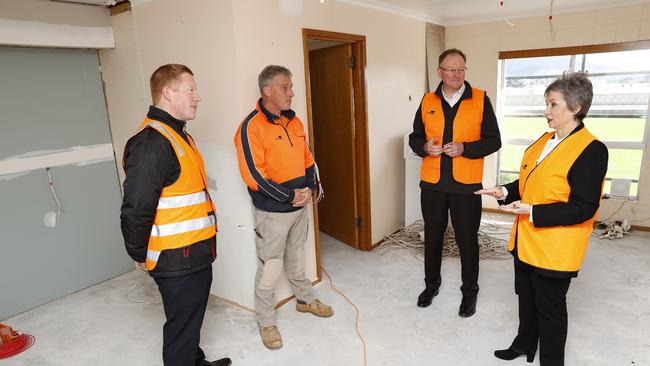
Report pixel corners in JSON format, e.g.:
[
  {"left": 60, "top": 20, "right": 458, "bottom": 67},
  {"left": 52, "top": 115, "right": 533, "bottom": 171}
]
[{"left": 494, "top": 347, "right": 534, "bottom": 363}]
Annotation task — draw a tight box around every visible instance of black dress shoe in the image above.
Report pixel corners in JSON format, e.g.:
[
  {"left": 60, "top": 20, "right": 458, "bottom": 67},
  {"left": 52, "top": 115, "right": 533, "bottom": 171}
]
[
  {"left": 204, "top": 357, "right": 232, "bottom": 366},
  {"left": 494, "top": 347, "right": 534, "bottom": 363},
  {"left": 417, "top": 287, "right": 439, "bottom": 307},
  {"left": 458, "top": 295, "right": 477, "bottom": 317}
]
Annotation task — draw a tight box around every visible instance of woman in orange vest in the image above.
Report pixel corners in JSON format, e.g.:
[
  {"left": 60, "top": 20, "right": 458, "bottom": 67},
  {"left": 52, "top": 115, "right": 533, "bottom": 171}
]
[{"left": 476, "top": 72, "right": 608, "bottom": 366}]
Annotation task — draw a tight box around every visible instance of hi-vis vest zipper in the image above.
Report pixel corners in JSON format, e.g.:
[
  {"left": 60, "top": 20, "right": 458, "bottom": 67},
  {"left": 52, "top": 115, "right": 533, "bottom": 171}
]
[
  {"left": 135, "top": 118, "right": 217, "bottom": 271},
  {"left": 508, "top": 128, "right": 603, "bottom": 272},
  {"left": 420, "top": 87, "right": 485, "bottom": 184}
]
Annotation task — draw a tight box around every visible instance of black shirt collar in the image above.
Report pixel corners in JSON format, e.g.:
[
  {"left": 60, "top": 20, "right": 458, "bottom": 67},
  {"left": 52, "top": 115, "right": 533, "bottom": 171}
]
[
  {"left": 147, "top": 105, "right": 187, "bottom": 135},
  {"left": 257, "top": 98, "right": 296, "bottom": 124}
]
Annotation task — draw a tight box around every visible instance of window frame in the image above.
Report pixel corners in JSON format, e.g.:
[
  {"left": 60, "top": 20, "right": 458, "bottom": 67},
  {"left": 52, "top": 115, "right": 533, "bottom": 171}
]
[{"left": 496, "top": 41, "right": 650, "bottom": 200}]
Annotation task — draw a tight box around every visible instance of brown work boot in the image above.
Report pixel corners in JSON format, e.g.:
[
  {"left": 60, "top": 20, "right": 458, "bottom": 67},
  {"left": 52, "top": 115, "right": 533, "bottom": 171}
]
[
  {"left": 259, "top": 325, "right": 282, "bottom": 350},
  {"left": 296, "top": 299, "right": 333, "bottom": 317}
]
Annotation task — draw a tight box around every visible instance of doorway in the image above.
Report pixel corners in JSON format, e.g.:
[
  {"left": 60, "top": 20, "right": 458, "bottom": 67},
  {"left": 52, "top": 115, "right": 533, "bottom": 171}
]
[{"left": 302, "top": 29, "right": 372, "bottom": 278}]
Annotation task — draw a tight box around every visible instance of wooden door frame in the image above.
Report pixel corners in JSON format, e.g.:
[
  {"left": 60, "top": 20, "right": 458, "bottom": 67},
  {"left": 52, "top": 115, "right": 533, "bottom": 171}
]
[{"left": 302, "top": 28, "right": 372, "bottom": 279}]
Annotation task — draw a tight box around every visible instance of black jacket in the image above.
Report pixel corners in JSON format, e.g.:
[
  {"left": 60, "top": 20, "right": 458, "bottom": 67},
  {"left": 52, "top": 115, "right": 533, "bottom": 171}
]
[
  {"left": 409, "top": 81, "right": 501, "bottom": 194},
  {"left": 120, "top": 106, "right": 216, "bottom": 278},
  {"left": 501, "top": 123, "right": 608, "bottom": 278}
]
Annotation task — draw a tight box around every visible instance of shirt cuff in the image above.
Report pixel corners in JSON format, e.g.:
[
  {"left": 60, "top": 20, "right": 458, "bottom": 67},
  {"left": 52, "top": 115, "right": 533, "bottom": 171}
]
[
  {"left": 500, "top": 186, "right": 508, "bottom": 201},
  {"left": 529, "top": 206, "right": 534, "bottom": 223}
]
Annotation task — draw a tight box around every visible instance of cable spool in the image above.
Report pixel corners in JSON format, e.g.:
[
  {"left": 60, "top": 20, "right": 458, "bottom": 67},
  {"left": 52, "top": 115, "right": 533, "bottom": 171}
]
[{"left": 0, "top": 324, "right": 35, "bottom": 359}]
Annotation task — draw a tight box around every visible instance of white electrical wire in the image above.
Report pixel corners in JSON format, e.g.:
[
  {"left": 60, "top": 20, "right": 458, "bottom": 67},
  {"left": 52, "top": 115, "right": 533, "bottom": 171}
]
[
  {"left": 104, "top": 268, "right": 162, "bottom": 306},
  {"left": 377, "top": 220, "right": 511, "bottom": 260},
  {"left": 548, "top": 0, "right": 557, "bottom": 41},
  {"left": 313, "top": 162, "right": 325, "bottom": 204},
  {"left": 498, "top": 0, "right": 515, "bottom": 27},
  {"left": 46, "top": 167, "right": 65, "bottom": 225}
]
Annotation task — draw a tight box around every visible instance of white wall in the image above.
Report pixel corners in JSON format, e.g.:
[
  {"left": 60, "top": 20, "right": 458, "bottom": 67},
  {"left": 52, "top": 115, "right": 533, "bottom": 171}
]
[
  {"left": 100, "top": 0, "right": 258, "bottom": 308},
  {"left": 230, "top": 0, "right": 427, "bottom": 244},
  {"left": 0, "top": 0, "right": 113, "bottom": 48},
  {"left": 100, "top": 0, "right": 426, "bottom": 309},
  {"left": 446, "top": 3, "right": 650, "bottom": 227}
]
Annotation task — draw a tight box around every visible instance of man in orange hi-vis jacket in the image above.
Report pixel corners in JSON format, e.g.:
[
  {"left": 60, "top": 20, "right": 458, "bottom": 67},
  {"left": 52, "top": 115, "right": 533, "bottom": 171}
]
[
  {"left": 409, "top": 48, "right": 501, "bottom": 318},
  {"left": 234, "top": 65, "right": 333, "bottom": 350},
  {"left": 120, "top": 64, "right": 231, "bottom": 366}
]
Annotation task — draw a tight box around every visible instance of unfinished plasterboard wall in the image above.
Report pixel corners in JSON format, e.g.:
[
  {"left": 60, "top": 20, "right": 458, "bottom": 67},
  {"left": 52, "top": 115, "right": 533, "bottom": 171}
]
[
  {"left": 0, "top": 0, "right": 114, "bottom": 48},
  {"left": 0, "top": 47, "right": 131, "bottom": 320},
  {"left": 446, "top": 2, "right": 650, "bottom": 227},
  {"left": 0, "top": 0, "right": 130, "bottom": 321}
]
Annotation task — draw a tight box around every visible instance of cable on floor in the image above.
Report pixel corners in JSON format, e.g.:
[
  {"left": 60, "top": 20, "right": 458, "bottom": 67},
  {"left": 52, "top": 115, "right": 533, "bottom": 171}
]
[
  {"left": 104, "top": 267, "right": 162, "bottom": 306},
  {"left": 377, "top": 220, "right": 511, "bottom": 260},
  {"left": 321, "top": 266, "right": 367, "bottom": 366}
]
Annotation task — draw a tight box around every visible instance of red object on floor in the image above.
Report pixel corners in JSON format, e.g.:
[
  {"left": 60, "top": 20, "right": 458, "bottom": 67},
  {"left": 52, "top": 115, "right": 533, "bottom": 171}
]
[{"left": 0, "top": 324, "right": 35, "bottom": 359}]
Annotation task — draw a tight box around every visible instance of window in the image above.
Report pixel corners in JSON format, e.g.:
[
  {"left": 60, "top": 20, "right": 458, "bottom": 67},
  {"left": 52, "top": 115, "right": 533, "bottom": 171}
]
[{"left": 497, "top": 46, "right": 650, "bottom": 199}]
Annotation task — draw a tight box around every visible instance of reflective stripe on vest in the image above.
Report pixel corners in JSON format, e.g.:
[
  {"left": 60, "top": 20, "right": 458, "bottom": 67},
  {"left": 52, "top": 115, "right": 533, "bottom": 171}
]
[
  {"left": 507, "top": 128, "right": 603, "bottom": 272},
  {"left": 148, "top": 121, "right": 185, "bottom": 157},
  {"left": 147, "top": 250, "right": 161, "bottom": 263},
  {"left": 151, "top": 215, "right": 216, "bottom": 237},
  {"left": 157, "top": 191, "right": 209, "bottom": 209},
  {"left": 420, "top": 88, "right": 485, "bottom": 184},
  {"left": 134, "top": 118, "right": 217, "bottom": 271}
]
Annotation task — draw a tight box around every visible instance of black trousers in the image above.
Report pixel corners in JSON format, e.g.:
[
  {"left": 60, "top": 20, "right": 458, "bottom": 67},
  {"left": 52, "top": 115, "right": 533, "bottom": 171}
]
[
  {"left": 511, "top": 262, "right": 571, "bottom": 366},
  {"left": 154, "top": 266, "right": 212, "bottom": 366},
  {"left": 420, "top": 189, "right": 481, "bottom": 296}
]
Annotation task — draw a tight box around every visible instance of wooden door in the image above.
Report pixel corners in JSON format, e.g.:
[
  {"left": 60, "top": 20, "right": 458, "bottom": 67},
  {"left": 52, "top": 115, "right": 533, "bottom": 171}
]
[{"left": 309, "top": 44, "right": 358, "bottom": 248}]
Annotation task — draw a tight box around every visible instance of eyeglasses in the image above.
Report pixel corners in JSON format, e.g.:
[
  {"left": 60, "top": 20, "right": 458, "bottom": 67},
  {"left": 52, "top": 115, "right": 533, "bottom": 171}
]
[{"left": 439, "top": 66, "right": 467, "bottom": 74}]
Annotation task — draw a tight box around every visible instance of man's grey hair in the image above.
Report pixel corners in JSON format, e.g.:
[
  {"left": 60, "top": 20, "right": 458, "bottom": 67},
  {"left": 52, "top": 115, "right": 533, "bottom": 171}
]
[
  {"left": 544, "top": 72, "right": 593, "bottom": 123},
  {"left": 258, "top": 65, "right": 292, "bottom": 94}
]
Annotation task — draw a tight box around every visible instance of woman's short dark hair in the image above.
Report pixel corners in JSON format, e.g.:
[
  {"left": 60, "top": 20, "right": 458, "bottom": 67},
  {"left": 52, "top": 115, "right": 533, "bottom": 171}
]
[{"left": 545, "top": 72, "right": 593, "bottom": 122}]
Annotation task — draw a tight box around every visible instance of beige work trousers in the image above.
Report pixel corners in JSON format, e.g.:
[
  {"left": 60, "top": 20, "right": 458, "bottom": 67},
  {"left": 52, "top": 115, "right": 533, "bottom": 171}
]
[{"left": 253, "top": 207, "right": 315, "bottom": 327}]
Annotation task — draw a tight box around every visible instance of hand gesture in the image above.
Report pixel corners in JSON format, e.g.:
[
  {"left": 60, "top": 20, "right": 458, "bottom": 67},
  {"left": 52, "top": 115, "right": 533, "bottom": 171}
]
[
  {"left": 443, "top": 142, "right": 464, "bottom": 157},
  {"left": 424, "top": 137, "right": 443, "bottom": 156},
  {"left": 474, "top": 187, "right": 505, "bottom": 200},
  {"left": 498, "top": 200, "right": 531, "bottom": 215},
  {"left": 292, "top": 188, "right": 313, "bottom": 207}
]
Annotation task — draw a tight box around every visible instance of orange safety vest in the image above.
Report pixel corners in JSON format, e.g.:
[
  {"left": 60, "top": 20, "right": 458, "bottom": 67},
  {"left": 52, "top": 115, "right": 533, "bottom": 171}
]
[
  {"left": 134, "top": 118, "right": 217, "bottom": 270},
  {"left": 508, "top": 128, "right": 603, "bottom": 272},
  {"left": 420, "top": 88, "right": 485, "bottom": 184}
]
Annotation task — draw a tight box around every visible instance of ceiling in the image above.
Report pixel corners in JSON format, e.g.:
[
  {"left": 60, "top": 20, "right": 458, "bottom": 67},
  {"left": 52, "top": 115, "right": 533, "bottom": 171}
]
[
  {"left": 338, "top": 0, "right": 650, "bottom": 25},
  {"left": 48, "top": 0, "right": 116, "bottom": 6},
  {"left": 48, "top": 0, "right": 650, "bottom": 25}
]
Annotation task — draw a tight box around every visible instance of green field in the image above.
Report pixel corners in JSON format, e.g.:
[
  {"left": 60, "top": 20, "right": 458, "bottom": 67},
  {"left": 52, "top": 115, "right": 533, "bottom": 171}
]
[{"left": 498, "top": 116, "right": 646, "bottom": 196}]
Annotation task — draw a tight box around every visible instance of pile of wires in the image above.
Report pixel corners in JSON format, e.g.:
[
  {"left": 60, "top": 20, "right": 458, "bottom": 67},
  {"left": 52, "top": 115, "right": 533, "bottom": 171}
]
[{"left": 378, "top": 220, "right": 511, "bottom": 260}]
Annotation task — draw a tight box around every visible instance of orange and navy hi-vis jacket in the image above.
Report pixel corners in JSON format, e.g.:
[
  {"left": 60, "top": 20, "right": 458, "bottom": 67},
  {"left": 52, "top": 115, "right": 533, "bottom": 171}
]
[
  {"left": 131, "top": 118, "right": 217, "bottom": 271},
  {"left": 234, "top": 99, "right": 317, "bottom": 213},
  {"left": 420, "top": 87, "right": 485, "bottom": 184},
  {"left": 508, "top": 128, "right": 604, "bottom": 273}
]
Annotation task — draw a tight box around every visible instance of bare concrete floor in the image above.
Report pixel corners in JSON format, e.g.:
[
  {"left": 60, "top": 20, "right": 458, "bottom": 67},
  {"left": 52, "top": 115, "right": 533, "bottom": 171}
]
[{"left": 3, "top": 214, "right": 650, "bottom": 365}]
